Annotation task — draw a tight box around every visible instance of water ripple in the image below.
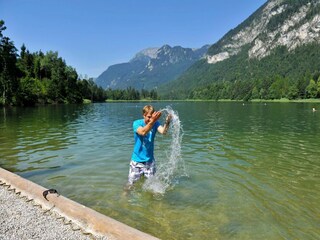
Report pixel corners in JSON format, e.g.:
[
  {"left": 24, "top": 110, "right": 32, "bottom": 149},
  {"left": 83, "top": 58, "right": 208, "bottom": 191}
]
[{"left": 1, "top": 102, "right": 320, "bottom": 240}]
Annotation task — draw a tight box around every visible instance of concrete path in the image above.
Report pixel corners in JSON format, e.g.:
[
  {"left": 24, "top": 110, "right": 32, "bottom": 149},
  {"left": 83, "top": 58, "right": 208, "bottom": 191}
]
[
  {"left": 0, "top": 167, "right": 159, "bottom": 240},
  {"left": 0, "top": 183, "right": 102, "bottom": 240}
]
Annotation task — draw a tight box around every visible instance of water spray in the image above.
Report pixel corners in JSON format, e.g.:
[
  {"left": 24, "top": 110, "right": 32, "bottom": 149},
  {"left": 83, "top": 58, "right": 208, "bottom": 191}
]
[{"left": 143, "top": 106, "right": 186, "bottom": 195}]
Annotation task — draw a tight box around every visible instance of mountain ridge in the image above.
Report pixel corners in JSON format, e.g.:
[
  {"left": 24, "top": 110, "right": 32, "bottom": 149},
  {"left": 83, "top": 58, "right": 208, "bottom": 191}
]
[
  {"left": 159, "top": 0, "right": 320, "bottom": 99},
  {"left": 206, "top": 0, "right": 320, "bottom": 64},
  {"left": 95, "top": 44, "right": 210, "bottom": 90},
  {"left": 95, "top": 0, "right": 320, "bottom": 100}
]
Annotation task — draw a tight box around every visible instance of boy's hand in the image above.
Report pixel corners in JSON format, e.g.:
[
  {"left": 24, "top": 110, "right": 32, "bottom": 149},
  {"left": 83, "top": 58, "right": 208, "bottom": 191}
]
[
  {"left": 150, "top": 111, "right": 162, "bottom": 123},
  {"left": 166, "top": 114, "right": 172, "bottom": 123}
]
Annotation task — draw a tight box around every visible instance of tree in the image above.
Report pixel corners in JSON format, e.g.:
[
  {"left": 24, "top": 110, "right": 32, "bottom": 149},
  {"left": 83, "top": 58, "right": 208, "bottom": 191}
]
[
  {"left": 17, "top": 44, "right": 35, "bottom": 79},
  {"left": 268, "top": 76, "right": 289, "bottom": 99},
  {"left": 251, "top": 86, "right": 260, "bottom": 99},
  {"left": 317, "top": 76, "right": 320, "bottom": 98},
  {"left": 287, "top": 85, "right": 299, "bottom": 100},
  {"left": 17, "top": 77, "right": 39, "bottom": 106},
  {"left": 150, "top": 89, "right": 158, "bottom": 100},
  {"left": 306, "top": 79, "right": 317, "bottom": 98},
  {"left": 0, "top": 20, "right": 6, "bottom": 38},
  {"left": 0, "top": 20, "right": 18, "bottom": 105}
]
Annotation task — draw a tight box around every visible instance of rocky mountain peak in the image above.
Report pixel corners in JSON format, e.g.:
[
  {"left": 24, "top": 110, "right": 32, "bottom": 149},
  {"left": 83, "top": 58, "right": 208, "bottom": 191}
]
[
  {"left": 207, "top": 0, "right": 320, "bottom": 64},
  {"left": 95, "top": 44, "right": 209, "bottom": 90},
  {"left": 130, "top": 47, "right": 159, "bottom": 62}
]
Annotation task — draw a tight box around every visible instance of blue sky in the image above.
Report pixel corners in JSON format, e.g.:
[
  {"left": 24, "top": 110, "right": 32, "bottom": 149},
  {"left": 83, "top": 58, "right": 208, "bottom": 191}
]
[{"left": 1, "top": 0, "right": 266, "bottom": 78}]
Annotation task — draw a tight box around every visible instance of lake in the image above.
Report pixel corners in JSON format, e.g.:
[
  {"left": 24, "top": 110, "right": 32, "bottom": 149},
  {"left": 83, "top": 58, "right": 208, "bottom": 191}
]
[{"left": 1, "top": 102, "right": 319, "bottom": 239}]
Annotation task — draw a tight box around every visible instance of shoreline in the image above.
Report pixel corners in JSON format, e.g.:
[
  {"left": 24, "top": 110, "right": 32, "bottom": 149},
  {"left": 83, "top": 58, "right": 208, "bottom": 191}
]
[
  {"left": 103, "top": 98, "right": 320, "bottom": 103},
  {"left": 0, "top": 183, "right": 95, "bottom": 240},
  {"left": 0, "top": 167, "right": 159, "bottom": 240},
  {"left": 2, "top": 98, "right": 320, "bottom": 107}
]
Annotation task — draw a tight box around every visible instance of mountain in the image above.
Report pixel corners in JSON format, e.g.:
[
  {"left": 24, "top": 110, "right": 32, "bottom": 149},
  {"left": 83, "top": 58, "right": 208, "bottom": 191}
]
[
  {"left": 207, "top": 0, "right": 320, "bottom": 61},
  {"left": 160, "top": 0, "right": 320, "bottom": 99},
  {"left": 95, "top": 44, "right": 210, "bottom": 90}
]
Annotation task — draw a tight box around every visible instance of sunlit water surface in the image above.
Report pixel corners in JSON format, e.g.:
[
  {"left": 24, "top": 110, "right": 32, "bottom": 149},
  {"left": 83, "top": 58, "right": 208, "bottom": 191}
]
[{"left": 1, "top": 102, "right": 320, "bottom": 239}]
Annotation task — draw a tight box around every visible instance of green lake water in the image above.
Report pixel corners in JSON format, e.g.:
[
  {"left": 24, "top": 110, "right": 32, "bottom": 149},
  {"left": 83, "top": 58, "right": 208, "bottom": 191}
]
[{"left": 1, "top": 102, "right": 319, "bottom": 239}]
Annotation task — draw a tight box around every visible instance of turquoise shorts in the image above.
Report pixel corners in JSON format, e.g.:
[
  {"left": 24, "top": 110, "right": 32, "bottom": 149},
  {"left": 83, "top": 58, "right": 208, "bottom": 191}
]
[{"left": 128, "top": 160, "right": 156, "bottom": 184}]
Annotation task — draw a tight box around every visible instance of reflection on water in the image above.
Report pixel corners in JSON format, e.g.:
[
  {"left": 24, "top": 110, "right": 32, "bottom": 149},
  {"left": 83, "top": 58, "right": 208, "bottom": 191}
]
[{"left": 1, "top": 102, "right": 320, "bottom": 239}]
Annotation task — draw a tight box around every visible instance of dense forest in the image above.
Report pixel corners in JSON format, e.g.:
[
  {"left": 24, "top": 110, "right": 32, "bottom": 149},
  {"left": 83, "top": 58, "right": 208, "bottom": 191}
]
[
  {"left": 190, "top": 43, "right": 320, "bottom": 100},
  {"left": 0, "top": 20, "right": 157, "bottom": 107},
  {"left": 161, "top": 43, "right": 320, "bottom": 100}
]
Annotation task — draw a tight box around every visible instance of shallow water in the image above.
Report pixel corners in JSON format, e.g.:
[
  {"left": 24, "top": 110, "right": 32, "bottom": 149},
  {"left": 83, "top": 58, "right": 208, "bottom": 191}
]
[{"left": 1, "top": 102, "right": 320, "bottom": 239}]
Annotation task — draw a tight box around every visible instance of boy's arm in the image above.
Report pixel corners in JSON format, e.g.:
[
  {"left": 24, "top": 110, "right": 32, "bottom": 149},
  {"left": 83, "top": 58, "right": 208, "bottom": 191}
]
[{"left": 157, "top": 114, "right": 172, "bottom": 135}]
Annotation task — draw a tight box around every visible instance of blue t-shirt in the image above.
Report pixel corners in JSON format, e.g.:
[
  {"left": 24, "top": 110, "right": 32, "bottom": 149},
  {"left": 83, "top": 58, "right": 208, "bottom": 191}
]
[{"left": 131, "top": 119, "right": 160, "bottom": 162}]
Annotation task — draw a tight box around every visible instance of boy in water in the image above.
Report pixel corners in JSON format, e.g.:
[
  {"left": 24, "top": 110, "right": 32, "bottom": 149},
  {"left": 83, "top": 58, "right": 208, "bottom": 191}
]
[{"left": 127, "top": 105, "right": 171, "bottom": 185}]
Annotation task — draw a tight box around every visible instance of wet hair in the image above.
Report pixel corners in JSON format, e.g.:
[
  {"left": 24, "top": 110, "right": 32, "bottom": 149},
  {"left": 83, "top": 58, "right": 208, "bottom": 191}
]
[{"left": 142, "top": 105, "right": 155, "bottom": 115}]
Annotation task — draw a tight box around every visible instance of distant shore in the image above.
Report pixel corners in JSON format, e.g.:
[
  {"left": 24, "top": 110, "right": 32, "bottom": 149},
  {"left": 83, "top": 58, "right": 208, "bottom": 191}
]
[
  {"left": 92, "top": 98, "right": 320, "bottom": 103},
  {"left": 250, "top": 98, "right": 320, "bottom": 103}
]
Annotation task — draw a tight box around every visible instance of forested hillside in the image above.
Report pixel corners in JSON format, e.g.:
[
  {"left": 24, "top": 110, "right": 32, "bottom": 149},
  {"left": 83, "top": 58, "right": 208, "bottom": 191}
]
[
  {"left": 159, "top": 0, "right": 320, "bottom": 100},
  {"left": 0, "top": 20, "right": 103, "bottom": 106},
  {"left": 162, "top": 43, "right": 320, "bottom": 100}
]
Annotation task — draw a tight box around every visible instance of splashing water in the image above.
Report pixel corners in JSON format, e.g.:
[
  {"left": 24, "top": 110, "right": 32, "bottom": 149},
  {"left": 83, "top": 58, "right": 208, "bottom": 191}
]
[{"left": 143, "top": 106, "right": 186, "bottom": 195}]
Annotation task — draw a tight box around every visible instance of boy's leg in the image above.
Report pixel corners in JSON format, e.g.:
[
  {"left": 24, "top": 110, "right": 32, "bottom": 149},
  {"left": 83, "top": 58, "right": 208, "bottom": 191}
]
[
  {"left": 143, "top": 160, "right": 156, "bottom": 179},
  {"left": 128, "top": 160, "right": 144, "bottom": 185}
]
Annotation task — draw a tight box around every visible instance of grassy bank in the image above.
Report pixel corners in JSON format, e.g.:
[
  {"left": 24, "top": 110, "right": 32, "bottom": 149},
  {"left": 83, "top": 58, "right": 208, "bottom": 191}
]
[
  {"left": 84, "top": 98, "right": 320, "bottom": 104},
  {"left": 250, "top": 98, "right": 320, "bottom": 103},
  {"left": 180, "top": 98, "right": 320, "bottom": 103}
]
